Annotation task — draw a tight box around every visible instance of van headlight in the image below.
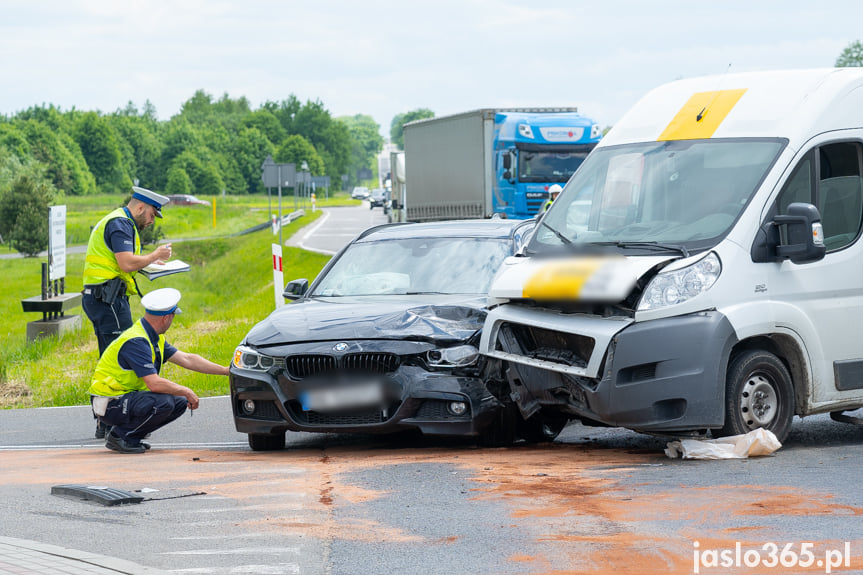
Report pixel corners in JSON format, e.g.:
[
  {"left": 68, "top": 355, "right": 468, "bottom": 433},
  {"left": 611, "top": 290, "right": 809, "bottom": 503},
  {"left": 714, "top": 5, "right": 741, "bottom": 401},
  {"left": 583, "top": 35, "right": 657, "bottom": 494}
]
[
  {"left": 426, "top": 345, "right": 479, "bottom": 367},
  {"left": 232, "top": 345, "right": 275, "bottom": 371},
  {"left": 638, "top": 252, "right": 721, "bottom": 311}
]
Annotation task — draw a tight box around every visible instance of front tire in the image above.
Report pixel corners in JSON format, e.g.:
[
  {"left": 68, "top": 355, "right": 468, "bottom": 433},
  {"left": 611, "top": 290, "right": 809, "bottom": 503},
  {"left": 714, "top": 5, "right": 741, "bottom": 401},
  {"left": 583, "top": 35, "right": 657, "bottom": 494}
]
[
  {"left": 477, "top": 401, "right": 519, "bottom": 447},
  {"left": 519, "top": 413, "right": 569, "bottom": 443},
  {"left": 248, "top": 432, "right": 286, "bottom": 451},
  {"left": 717, "top": 350, "right": 794, "bottom": 443}
]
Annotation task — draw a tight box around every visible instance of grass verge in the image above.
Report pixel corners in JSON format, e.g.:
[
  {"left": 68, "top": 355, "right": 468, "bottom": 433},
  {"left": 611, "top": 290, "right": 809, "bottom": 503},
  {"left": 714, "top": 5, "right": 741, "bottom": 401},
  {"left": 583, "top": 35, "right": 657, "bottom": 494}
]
[{"left": 1, "top": 210, "right": 331, "bottom": 408}]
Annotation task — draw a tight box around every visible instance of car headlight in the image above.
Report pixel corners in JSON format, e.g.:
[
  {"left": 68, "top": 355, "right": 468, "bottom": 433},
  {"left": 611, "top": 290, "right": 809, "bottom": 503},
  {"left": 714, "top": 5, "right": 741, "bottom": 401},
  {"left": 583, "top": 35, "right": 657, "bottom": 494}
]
[
  {"left": 232, "top": 345, "right": 275, "bottom": 371},
  {"left": 590, "top": 124, "right": 602, "bottom": 139},
  {"left": 638, "top": 252, "right": 721, "bottom": 311},
  {"left": 426, "top": 345, "right": 479, "bottom": 368}
]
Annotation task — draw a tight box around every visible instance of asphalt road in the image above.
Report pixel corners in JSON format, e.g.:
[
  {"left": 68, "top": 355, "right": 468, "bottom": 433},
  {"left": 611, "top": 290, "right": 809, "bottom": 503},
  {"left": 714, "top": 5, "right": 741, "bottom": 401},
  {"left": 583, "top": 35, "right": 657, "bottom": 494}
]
[
  {"left": 286, "top": 203, "right": 389, "bottom": 255},
  {"left": 2, "top": 401, "right": 863, "bottom": 574}
]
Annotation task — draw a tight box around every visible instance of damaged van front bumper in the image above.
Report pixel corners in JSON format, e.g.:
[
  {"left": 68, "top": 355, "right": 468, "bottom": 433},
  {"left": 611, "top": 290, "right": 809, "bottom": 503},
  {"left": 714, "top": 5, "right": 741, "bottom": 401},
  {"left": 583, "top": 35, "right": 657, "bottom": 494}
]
[{"left": 481, "top": 305, "right": 737, "bottom": 434}]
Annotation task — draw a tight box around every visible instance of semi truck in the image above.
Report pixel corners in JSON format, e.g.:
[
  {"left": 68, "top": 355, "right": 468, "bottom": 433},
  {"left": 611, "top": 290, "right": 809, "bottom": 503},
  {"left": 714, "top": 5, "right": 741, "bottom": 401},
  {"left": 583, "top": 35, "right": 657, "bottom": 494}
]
[
  {"left": 479, "top": 68, "right": 863, "bottom": 444},
  {"left": 402, "top": 108, "right": 602, "bottom": 222}
]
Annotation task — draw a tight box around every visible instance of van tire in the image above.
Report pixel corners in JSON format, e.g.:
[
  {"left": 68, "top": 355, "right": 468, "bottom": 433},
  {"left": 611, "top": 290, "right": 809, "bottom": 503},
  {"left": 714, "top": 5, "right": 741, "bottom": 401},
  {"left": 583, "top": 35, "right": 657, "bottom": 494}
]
[{"left": 718, "top": 350, "right": 794, "bottom": 443}]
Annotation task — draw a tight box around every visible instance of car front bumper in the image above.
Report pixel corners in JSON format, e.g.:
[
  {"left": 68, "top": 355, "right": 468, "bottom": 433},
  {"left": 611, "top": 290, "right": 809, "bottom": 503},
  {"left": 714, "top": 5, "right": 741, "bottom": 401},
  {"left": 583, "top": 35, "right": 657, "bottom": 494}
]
[{"left": 230, "top": 366, "right": 501, "bottom": 437}]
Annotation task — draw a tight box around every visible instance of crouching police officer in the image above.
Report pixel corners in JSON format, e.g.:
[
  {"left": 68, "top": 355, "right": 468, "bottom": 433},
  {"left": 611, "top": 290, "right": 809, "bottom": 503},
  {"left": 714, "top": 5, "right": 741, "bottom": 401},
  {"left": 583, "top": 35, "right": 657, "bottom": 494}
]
[{"left": 88, "top": 288, "right": 229, "bottom": 454}]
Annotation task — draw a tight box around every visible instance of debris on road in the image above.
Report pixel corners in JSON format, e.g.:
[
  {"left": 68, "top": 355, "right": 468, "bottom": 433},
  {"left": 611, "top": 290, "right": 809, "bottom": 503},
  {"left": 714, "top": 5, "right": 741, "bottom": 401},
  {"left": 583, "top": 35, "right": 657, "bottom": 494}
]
[{"left": 664, "top": 428, "right": 782, "bottom": 460}]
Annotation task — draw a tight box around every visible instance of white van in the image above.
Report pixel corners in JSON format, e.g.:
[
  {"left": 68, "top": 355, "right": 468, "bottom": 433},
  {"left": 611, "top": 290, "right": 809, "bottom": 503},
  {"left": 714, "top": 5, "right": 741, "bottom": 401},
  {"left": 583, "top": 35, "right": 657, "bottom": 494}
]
[{"left": 480, "top": 68, "right": 863, "bottom": 442}]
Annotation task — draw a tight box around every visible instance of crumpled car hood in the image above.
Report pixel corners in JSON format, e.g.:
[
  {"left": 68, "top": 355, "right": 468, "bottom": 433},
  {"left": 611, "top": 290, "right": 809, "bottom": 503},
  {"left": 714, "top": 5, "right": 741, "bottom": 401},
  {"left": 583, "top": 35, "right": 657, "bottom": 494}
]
[{"left": 244, "top": 296, "right": 488, "bottom": 347}]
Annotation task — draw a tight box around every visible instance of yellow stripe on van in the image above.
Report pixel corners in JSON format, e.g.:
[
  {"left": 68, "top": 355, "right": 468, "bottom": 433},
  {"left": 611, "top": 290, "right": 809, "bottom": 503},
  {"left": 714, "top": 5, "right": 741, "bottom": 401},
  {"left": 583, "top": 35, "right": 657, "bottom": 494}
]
[
  {"left": 522, "top": 259, "right": 603, "bottom": 300},
  {"left": 658, "top": 89, "right": 747, "bottom": 141}
]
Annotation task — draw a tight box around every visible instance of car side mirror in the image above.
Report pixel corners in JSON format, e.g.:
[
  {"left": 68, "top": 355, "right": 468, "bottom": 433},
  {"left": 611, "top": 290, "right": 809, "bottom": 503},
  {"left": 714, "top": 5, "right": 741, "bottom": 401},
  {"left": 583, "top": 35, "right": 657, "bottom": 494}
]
[
  {"left": 283, "top": 278, "right": 309, "bottom": 301},
  {"left": 774, "top": 203, "right": 826, "bottom": 264}
]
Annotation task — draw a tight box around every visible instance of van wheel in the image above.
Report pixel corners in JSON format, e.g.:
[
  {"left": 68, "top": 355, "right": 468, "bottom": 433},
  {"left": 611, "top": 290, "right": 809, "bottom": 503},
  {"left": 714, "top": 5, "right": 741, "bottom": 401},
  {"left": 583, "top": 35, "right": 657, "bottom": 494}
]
[
  {"left": 718, "top": 350, "right": 794, "bottom": 443},
  {"left": 248, "top": 432, "right": 285, "bottom": 451}
]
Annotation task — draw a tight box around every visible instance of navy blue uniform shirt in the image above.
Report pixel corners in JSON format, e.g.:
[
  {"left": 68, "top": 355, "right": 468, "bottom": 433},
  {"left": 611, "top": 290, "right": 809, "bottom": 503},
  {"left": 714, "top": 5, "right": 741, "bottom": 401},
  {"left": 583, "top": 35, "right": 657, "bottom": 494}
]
[
  {"left": 117, "top": 318, "right": 178, "bottom": 378},
  {"left": 104, "top": 208, "right": 137, "bottom": 254}
]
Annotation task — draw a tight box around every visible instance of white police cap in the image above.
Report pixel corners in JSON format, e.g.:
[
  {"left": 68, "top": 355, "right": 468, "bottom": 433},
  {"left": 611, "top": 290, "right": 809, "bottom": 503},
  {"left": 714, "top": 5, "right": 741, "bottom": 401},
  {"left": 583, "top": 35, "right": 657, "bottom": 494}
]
[
  {"left": 141, "top": 288, "right": 182, "bottom": 316},
  {"left": 132, "top": 186, "right": 170, "bottom": 218}
]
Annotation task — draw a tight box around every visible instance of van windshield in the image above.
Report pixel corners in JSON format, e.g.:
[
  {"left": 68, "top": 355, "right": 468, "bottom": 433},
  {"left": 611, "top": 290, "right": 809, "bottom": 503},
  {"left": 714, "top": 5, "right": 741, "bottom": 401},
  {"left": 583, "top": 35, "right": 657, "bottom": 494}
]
[{"left": 532, "top": 139, "right": 785, "bottom": 252}]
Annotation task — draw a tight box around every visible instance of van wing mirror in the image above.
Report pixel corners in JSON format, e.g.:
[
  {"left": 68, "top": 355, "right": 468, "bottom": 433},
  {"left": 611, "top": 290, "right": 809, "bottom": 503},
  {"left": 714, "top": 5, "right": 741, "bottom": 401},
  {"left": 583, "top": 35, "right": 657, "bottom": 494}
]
[
  {"left": 283, "top": 278, "right": 309, "bottom": 300},
  {"left": 774, "top": 203, "right": 826, "bottom": 264}
]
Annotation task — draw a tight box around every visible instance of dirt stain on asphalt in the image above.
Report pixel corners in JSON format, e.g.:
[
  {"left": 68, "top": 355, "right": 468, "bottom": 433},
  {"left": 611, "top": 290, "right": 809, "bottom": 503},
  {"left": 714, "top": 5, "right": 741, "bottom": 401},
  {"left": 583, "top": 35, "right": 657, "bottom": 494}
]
[{"left": 2, "top": 444, "right": 863, "bottom": 574}]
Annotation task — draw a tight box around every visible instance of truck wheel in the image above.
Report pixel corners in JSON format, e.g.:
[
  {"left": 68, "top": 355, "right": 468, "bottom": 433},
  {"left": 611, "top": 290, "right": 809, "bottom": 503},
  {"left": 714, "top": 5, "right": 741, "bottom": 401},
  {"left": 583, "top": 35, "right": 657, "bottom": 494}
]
[
  {"left": 718, "top": 350, "right": 794, "bottom": 443},
  {"left": 248, "top": 432, "right": 285, "bottom": 451}
]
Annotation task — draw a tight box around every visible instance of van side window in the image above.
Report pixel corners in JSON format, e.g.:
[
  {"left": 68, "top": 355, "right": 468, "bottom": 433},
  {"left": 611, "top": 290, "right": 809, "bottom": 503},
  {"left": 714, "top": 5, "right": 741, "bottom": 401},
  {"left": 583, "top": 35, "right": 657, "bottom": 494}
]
[{"left": 776, "top": 142, "right": 863, "bottom": 251}]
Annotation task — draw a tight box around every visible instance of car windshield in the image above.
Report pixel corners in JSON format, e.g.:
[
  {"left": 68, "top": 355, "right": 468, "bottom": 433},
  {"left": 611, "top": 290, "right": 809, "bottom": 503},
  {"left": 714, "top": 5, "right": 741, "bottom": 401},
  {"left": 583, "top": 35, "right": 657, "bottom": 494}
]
[
  {"left": 532, "top": 138, "right": 785, "bottom": 251},
  {"left": 313, "top": 237, "right": 512, "bottom": 296}
]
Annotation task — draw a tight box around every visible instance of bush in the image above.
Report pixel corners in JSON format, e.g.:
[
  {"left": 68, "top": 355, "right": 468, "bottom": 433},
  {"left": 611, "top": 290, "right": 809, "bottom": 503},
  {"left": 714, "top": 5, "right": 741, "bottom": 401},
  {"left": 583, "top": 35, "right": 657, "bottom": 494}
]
[{"left": 0, "top": 174, "right": 55, "bottom": 256}]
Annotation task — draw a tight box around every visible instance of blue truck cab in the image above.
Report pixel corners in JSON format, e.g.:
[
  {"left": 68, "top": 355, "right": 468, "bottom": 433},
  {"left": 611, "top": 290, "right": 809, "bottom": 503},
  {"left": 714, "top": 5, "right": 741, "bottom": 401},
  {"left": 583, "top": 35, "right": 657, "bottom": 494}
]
[{"left": 494, "top": 110, "right": 602, "bottom": 218}]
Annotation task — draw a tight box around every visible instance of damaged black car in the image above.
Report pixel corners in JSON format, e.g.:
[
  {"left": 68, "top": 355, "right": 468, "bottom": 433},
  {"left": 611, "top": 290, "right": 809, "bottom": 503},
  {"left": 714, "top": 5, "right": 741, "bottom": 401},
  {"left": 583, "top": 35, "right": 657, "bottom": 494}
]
[{"left": 229, "top": 219, "right": 536, "bottom": 450}]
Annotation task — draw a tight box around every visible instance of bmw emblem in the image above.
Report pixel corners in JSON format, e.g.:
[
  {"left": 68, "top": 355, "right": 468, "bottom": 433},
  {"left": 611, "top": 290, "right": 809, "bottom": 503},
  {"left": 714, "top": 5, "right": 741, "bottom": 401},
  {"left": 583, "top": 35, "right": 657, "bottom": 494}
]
[{"left": 333, "top": 342, "right": 349, "bottom": 352}]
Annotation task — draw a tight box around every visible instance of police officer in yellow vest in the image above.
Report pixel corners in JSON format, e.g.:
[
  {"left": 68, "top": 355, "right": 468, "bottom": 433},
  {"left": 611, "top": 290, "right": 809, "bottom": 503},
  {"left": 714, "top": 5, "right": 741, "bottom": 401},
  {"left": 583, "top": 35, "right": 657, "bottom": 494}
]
[
  {"left": 89, "top": 288, "right": 230, "bottom": 454},
  {"left": 82, "top": 186, "right": 173, "bottom": 356}
]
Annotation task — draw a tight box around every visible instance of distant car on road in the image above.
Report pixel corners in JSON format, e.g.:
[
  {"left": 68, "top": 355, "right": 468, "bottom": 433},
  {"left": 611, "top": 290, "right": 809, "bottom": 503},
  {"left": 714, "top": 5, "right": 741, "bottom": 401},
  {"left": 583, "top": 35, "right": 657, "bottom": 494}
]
[
  {"left": 167, "top": 194, "right": 211, "bottom": 206},
  {"left": 351, "top": 186, "right": 370, "bottom": 200},
  {"left": 369, "top": 188, "right": 388, "bottom": 209},
  {"left": 229, "top": 218, "right": 538, "bottom": 450}
]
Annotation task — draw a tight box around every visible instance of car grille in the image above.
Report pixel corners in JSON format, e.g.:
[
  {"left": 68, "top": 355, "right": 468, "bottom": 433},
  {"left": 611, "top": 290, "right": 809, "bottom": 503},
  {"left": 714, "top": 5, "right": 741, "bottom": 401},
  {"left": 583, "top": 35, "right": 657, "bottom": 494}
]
[{"left": 282, "top": 353, "right": 400, "bottom": 380}]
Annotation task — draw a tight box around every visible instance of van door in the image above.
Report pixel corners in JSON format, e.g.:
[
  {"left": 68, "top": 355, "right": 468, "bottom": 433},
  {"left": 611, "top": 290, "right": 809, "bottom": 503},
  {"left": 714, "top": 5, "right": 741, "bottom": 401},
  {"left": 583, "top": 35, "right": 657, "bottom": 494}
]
[{"left": 764, "top": 140, "right": 863, "bottom": 405}]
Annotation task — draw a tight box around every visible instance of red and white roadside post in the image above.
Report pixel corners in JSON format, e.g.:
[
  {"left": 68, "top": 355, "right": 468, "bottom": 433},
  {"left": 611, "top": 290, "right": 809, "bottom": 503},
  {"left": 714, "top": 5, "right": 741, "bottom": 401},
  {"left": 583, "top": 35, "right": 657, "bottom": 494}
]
[{"left": 272, "top": 244, "right": 284, "bottom": 309}]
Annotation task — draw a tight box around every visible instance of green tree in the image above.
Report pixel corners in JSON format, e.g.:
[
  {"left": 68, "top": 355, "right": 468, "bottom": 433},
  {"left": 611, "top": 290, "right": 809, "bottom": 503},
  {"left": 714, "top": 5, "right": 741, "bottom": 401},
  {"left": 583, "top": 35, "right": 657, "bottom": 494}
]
[
  {"left": 275, "top": 135, "right": 325, "bottom": 175},
  {"left": 108, "top": 112, "right": 163, "bottom": 190},
  {"left": 159, "top": 119, "right": 201, "bottom": 187},
  {"left": 17, "top": 120, "right": 96, "bottom": 196},
  {"left": 836, "top": 40, "right": 863, "bottom": 67},
  {"left": 339, "top": 114, "right": 384, "bottom": 186},
  {"left": 0, "top": 174, "right": 55, "bottom": 256},
  {"left": 73, "top": 112, "right": 131, "bottom": 192},
  {"left": 241, "top": 109, "right": 286, "bottom": 146},
  {"left": 0, "top": 124, "right": 31, "bottom": 159},
  {"left": 233, "top": 126, "right": 275, "bottom": 195},
  {"left": 283, "top": 99, "right": 351, "bottom": 181},
  {"left": 165, "top": 165, "right": 193, "bottom": 195},
  {"left": 170, "top": 150, "right": 224, "bottom": 196},
  {"left": 390, "top": 108, "right": 435, "bottom": 149}
]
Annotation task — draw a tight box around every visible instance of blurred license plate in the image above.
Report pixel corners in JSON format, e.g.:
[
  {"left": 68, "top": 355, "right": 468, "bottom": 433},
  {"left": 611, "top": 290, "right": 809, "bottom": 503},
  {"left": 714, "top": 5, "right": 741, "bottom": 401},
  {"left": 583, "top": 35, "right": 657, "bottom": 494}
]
[{"left": 299, "top": 382, "right": 384, "bottom": 412}]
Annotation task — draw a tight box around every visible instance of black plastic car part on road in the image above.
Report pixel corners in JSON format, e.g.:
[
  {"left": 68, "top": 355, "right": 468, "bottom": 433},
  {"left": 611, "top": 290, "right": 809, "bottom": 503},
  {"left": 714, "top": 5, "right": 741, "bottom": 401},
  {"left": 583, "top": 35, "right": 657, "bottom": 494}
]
[{"left": 229, "top": 218, "right": 541, "bottom": 450}]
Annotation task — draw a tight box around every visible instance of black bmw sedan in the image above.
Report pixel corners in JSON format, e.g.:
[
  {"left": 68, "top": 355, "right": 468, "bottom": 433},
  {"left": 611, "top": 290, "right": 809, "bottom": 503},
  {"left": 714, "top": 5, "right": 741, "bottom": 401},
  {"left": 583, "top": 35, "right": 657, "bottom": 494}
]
[{"left": 229, "top": 218, "right": 535, "bottom": 450}]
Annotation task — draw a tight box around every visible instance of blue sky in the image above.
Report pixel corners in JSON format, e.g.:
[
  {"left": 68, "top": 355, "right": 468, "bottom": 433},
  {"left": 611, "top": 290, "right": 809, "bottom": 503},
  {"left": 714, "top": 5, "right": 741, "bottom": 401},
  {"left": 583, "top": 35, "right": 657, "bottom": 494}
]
[{"left": 1, "top": 1, "right": 861, "bottom": 136}]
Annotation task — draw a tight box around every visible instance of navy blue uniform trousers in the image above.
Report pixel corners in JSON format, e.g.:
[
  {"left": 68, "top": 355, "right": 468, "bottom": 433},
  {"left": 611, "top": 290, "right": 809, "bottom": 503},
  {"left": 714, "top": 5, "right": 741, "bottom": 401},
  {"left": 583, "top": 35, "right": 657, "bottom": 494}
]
[
  {"left": 82, "top": 292, "right": 132, "bottom": 356},
  {"left": 100, "top": 391, "right": 188, "bottom": 442}
]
